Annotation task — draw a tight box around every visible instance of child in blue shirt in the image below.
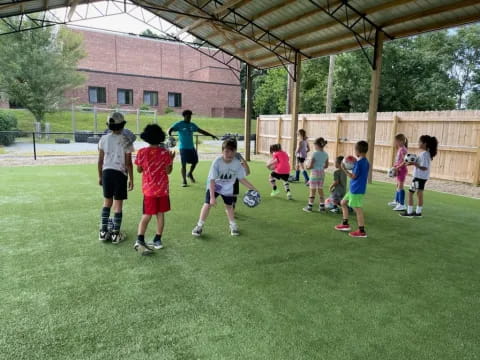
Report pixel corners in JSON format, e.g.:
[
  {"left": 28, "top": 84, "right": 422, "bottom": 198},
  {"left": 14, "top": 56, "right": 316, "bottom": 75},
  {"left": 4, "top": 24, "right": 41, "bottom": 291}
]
[{"left": 335, "top": 141, "right": 369, "bottom": 238}]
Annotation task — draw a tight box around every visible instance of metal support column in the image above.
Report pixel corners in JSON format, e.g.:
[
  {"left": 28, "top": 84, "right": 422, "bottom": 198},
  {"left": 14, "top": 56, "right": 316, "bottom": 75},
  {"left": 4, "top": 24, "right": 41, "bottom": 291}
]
[
  {"left": 244, "top": 63, "right": 253, "bottom": 161},
  {"left": 289, "top": 52, "right": 302, "bottom": 170}
]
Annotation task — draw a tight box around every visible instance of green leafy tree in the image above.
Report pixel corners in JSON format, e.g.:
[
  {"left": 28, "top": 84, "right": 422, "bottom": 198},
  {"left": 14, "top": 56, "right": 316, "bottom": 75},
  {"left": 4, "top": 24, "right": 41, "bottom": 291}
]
[{"left": 0, "top": 22, "right": 86, "bottom": 124}]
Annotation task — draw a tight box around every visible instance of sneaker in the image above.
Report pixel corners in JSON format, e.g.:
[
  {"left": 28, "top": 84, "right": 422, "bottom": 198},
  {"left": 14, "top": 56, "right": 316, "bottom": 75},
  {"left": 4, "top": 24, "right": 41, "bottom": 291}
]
[
  {"left": 181, "top": 183, "right": 188, "bottom": 187},
  {"left": 187, "top": 173, "right": 196, "bottom": 183},
  {"left": 305, "top": 181, "right": 310, "bottom": 187},
  {"left": 134, "top": 240, "right": 153, "bottom": 256},
  {"left": 303, "top": 206, "right": 313, "bottom": 213},
  {"left": 334, "top": 224, "right": 351, "bottom": 232},
  {"left": 388, "top": 201, "right": 398, "bottom": 207},
  {"left": 270, "top": 189, "right": 280, "bottom": 197},
  {"left": 399, "top": 212, "right": 414, "bottom": 218},
  {"left": 99, "top": 230, "right": 110, "bottom": 242},
  {"left": 393, "top": 204, "right": 406, "bottom": 211},
  {"left": 230, "top": 224, "right": 240, "bottom": 236},
  {"left": 349, "top": 230, "right": 367, "bottom": 238},
  {"left": 192, "top": 225, "right": 203, "bottom": 237},
  {"left": 111, "top": 231, "right": 126, "bottom": 244},
  {"left": 330, "top": 207, "right": 341, "bottom": 214},
  {"left": 287, "top": 192, "right": 293, "bottom": 200},
  {"left": 151, "top": 240, "right": 164, "bottom": 250},
  {"left": 412, "top": 213, "right": 423, "bottom": 218}
]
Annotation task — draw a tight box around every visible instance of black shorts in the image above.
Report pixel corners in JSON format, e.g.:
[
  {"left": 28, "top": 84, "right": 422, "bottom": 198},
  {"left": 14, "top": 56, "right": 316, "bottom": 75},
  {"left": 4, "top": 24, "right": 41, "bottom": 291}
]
[
  {"left": 297, "top": 157, "right": 306, "bottom": 164},
  {"left": 180, "top": 148, "right": 198, "bottom": 165},
  {"left": 233, "top": 179, "right": 240, "bottom": 196},
  {"left": 271, "top": 172, "right": 290, "bottom": 182},
  {"left": 102, "top": 169, "right": 128, "bottom": 200},
  {"left": 409, "top": 178, "right": 427, "bottom": 192},
  {"left": 205, "top": 190, "right": 235, "bottom": 206}
]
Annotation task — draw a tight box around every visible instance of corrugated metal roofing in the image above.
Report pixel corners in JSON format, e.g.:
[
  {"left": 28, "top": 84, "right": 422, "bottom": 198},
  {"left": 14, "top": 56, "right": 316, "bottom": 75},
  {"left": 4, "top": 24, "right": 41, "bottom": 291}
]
[{"left": 1, "top": 0, "right": 480, "bottom": 69}]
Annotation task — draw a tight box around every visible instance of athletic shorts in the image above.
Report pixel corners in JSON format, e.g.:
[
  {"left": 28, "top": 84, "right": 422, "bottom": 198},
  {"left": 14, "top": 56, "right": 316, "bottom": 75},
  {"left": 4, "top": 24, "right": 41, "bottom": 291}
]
[
  {"left": 296, "top": 157, "right": 306, "bottom": 164},
  {"left": 409, "top": 178, "right": 427, "bottom": 193},
  {"left": 343, "top": 192, "right": 364, "bottom": 208},
  {"left": 330, "top": 191, "right": 344, "bottom": 204},
  {"left": 180, "top": 148, "right": 199, "bottom": 165},
  {"left": 205, "top": 190, "right": 235, "bottom": 206},
  {"left": 233, "top": 179, "right": 239, "bottom": 196},
  {"left": 102, "top": 169, "right": 128, "bottom": 200},
  {"left": 271, "top": 172, "right": 290, "bottom": 182},
  {"left": 396, "top": 167, "right": 408, "bottom": 182},
  {"left": 143, "top": 196, "right": 171, "bottom": 215},
  {"left": 309, "top": 169, "right": 325, "bottom": 189}
]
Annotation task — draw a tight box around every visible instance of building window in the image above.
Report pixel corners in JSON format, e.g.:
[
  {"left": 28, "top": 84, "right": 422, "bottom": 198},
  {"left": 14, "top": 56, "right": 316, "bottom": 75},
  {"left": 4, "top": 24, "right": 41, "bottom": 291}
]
[
  {"left": 88, "top": 87, "right": 106, "bottom": 104},
  {"left": 117, "top": 89, "right": 133, "bottom": 105},
  {"left": 168, "top": 92, "right": 182, "bottom": 107},
  {"left": 143, "top": 91, "right": 158, "bottom": 106}
]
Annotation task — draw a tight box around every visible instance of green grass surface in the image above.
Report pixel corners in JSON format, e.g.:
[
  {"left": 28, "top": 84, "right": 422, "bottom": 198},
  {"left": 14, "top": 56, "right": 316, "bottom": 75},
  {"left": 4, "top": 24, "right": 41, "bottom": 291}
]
[
  {"left": 1, "top": 162, "right": 479, "bottom": 359},
  {"left": 5, "top": 109, "right": 250, "bottom": 137}
]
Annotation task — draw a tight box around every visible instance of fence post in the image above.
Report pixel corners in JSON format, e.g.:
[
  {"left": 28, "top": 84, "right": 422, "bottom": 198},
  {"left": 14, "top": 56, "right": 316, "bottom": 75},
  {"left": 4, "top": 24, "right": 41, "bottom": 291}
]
[
  {"left": 93, "top": 106, "right": 98, "bottom": 134},
  {"left": 474, "top": 135, "right": 480, "bottom": 186},
  {"left": 32, "top": 132, "right": 37, "bottom": 160},
  {"left": 390, "top": 115, "right": 400, "bottom": 166},
  {"left": 255, "top": 116, "right": 260, "bottom": 155},
  {"left": 71, "top": 104, "right": 76, "bottom": 133},
  {"left": 335, "top": 115, "right": 342, "bottom": 159},
  {"left": 277, "top": 116, "right": 282, "bottom": 144},
  {"left": 136, "top": 109, "right": 140, "bottom": 134}
]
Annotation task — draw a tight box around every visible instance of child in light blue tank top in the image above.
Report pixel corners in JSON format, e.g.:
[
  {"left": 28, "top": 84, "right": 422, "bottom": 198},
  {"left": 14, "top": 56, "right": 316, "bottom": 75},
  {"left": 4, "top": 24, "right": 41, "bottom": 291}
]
[{"left": 303, "top": 137, "right": 329, "bottom": 213}]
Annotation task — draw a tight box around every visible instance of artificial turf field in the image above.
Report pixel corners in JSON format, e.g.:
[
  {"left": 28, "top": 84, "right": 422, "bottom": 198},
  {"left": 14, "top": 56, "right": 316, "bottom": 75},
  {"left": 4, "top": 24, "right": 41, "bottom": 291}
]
[{"left": 0, "top": 162, "right": 479, "bottom": 360}]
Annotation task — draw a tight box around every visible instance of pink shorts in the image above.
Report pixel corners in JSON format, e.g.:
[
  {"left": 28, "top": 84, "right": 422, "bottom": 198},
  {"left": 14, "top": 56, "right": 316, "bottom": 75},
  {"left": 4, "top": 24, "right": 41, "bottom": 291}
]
[
  {"left": 396, "top": 167, "right": 407, "bottom": 182},
  {"left": 309, "top": 169, "right": 325, "bottom": 189}
]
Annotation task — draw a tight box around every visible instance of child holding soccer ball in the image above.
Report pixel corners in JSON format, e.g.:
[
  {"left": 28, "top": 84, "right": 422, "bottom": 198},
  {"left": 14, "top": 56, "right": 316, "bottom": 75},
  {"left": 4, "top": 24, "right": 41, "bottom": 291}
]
[
  {"left": 388, "top": 134, "right": 408, "bottom": 211},
  {"left": 400, "top": 135, "right": 438, "bottom": 218},
  {"left": 303, "top": 137, "right": 329, "bottom": 212},
  {"left": 192, "top": 139, "right": 258, "bottom": 237},
  {"left": 335, "top": 141, "right": 369, "bottom": 238},
  {"left": 134, "top": 124, "right": 175, "bottom": 255},
  {"left": 327, "top": 156, "right": 347, "bottom": 213},
  {"left": 267, "top": 144, "right": 292, "bottom": 200}
]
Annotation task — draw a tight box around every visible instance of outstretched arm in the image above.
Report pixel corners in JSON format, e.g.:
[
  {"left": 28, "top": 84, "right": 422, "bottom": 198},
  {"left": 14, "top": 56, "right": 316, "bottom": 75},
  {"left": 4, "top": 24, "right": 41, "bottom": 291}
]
[
  {"left": 239, "top": 178, "right": 257, "bottom": 192},
  {"left": 198, "top": 128, "right": 218, "bottom": 140}
]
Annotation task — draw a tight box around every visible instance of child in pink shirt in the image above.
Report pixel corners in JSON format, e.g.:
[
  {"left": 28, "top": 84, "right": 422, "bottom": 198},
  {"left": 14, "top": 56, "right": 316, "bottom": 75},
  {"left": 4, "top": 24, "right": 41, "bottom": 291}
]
[{"left": 267, "top": 144, "right": 292, "bottom": 200}]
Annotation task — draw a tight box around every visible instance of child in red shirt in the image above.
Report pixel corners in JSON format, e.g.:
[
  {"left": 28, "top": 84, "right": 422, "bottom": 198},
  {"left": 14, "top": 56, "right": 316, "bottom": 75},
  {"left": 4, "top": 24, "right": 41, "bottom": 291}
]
[
  {"left": 134, "top": 124, "right": 174, "bottom": 255},
  {"left": 267, "top": 144, "right": 292, "bottom": 200}
]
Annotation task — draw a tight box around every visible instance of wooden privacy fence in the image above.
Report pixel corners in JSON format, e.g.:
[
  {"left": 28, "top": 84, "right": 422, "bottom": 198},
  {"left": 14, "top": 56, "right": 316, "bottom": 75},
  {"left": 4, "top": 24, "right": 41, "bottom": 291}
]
[{"left": 256, "top": 111, "right": 480, "bottom": 185}]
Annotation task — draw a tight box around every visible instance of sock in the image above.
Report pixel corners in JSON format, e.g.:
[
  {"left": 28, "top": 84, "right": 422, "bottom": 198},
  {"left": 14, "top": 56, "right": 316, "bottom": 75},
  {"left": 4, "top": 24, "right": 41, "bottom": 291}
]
[
  {"left": 302, "top": 170, "right": 309, "bottom": 182},
  {"left": 359, "top": 226, "right": 365, "bottom": 233},
  {"left": 395, "top": 191, "right": 400, "bottom": 203},
  {"left": 407, "top": 205, "right": 413, "bottom": 214},
  {"left": 154, "top": 234, "right": 162, "bottom": 242},
  {"left": 283, "top": 181, "right": 290, "bottom": 192},
  {"left": 229, "top": 220, "right": 237, "bottom": 227},
  {"left": 270, "top": 179, "right": 277, "bottom": 190},
  {"left": 295, "top": 170, "right": 300, "bottom": 180},
  {"left": 113, "top": 212, "right": 122, "bottom": 232},
  {"left": 342, "top": 219, "right": 349, "bottom": 225},
  {"left": 416, "top": 206, "right": 423, "bottom": 214},
  {"left": 101, "top": 207, "right": 110, "bottom": 231},
  {"left": 399, "top": 190, "right": 405, "bottom": 205},
  {"left": 319, "top": 203, "right": 325, "bottom": 208},
  {"left": 197, "top": 220, "right": 205, "bottom": 227},
  {"left": 308, "top": 196, "right": 314, "bottom": 206},
  {"left": 137, "top": 234, "right": 145, "bottom": 243}
]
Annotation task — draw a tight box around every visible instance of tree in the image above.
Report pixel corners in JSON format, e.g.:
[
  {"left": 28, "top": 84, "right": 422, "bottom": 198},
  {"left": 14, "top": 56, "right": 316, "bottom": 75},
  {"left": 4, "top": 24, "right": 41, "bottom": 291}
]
[{"left": 0, "top": 22, "right": 86, "bottom": 124}]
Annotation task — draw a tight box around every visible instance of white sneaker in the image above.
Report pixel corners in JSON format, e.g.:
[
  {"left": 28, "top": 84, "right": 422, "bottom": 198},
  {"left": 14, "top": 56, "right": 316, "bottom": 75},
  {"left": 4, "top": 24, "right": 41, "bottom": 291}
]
[
  {"left": 287, "top": 192, "right": 293, "bottom": 200},
  {"left": 388, "top": 201, "right": 398, "bottom": 207},
  {"left": 393, "top": 204, "right": 406, "bottom": 211},
  {"left": 192, "top": 225, "right": 203, "bottom": 237},
  {"left": 111, "top": 231, "right": 126, "bottom": 244},
  {"left": 230, "top": 224, "right": 240, "bottom": 236}
]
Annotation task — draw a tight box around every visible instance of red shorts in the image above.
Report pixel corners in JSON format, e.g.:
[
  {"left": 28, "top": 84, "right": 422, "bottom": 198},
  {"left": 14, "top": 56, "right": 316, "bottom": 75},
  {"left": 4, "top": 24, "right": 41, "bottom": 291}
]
[{"left": 143, "top": 196, "right": 171, "bottom": 215}]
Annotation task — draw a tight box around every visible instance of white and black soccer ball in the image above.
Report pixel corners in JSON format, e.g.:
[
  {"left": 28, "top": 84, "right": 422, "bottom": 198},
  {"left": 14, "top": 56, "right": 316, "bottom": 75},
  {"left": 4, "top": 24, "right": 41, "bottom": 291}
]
[
  {"left": 404, "top": 153, "right": 418, "bottom": 163},
  {"left": 243, "top": 190, "right": 261, "bottom": 208},
  {"left": 166, "top": 136, "right": 177, "bottom": 148},
  {"left": 388, "top": 167, "right": 396, "bottom": 178}
]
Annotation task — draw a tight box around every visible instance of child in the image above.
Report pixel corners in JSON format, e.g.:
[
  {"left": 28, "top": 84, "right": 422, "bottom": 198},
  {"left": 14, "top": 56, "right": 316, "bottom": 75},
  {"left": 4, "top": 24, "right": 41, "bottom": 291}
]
[
  {"left": 267, "top": 144, "right": 292, "bottom": 200},
  {"left": 303, "top": 137, "right": 329, "bottom": 212},
  {"left": 192, "top": 139, "right": 258, "bottom": 237},
  {"left": 335, "top": 141, "right": 369, "bottom": 238},
  {"left": 388, "top": 134, "right": 408, "bottom": 211},
  {"left": 400, "top": 135, "right": 438, "bottom": 218},
  {"left": 134, "top": 124, "right": 174, "bottom": 254},
  {"left": 98, "top": 112, "right": 134, "bottom": 244},
  {"left": 328, "top": 156, "right": 347, "bottom": 214},
  {"left": 294, "top": 129, "right": 310, "bottom": 183}
]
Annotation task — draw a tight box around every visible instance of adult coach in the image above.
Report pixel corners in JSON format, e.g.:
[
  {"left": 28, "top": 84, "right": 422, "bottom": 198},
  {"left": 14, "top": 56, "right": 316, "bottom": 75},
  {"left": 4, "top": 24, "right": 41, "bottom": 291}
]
[{"left": 168, "top": 110, "right": 218, "bottom": 187}]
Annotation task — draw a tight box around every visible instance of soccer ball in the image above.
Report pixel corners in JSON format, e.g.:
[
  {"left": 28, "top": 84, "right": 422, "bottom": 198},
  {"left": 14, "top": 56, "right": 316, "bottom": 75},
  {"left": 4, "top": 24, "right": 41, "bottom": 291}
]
[
  {"left": 404, "top": 153, "right": 417, "bottom": 163},
  {"left": 342, "top": 155, "right": 357, "bottom": 170},
  {"left": 166, "top": 136, "right": 177, "bottom": 148},
  {"left": 266, "top": 161, "right": 275, "bottom": 171},
  {"left": 243, "top": 190, "right": 261, "bottom": 208},
  {"left": 388, "top": 167, "right": 396, "bottom": 178},
  {"left": 325, "top": 197, "right": 335, "bottom": 210}
]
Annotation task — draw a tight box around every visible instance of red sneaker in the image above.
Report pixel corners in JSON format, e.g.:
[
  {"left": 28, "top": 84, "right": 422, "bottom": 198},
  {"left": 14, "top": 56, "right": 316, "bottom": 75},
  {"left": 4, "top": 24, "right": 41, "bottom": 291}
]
[
  {"left": 334, "top": 224, "right": 351, "bottom": 232},
  {"left": 349, "top": 230, "right": 367, "bottom": 238}
]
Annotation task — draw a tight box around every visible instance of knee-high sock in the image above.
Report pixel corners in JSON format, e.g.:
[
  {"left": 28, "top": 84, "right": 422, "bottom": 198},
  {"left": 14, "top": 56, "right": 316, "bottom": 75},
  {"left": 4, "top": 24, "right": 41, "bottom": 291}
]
[
  {"left": 399, "top": 190, "right": 405, "bottom": 205},
  {"left": 395, "top": 191, "right": 400, "bottom": 203},
  {"left": 283, "top": 181, "right": 290, "bottom": 192},
  {"left": 270, "top": 178, "right": 277, "bottom": 191},
  {"left": 101, "top": 207, "right": 110, "bottom": 231},
  {"left": 302, "top": 170, "right": 309, "bottom": 181},
  {"left": 295, "top": 170, "right": 300, "bottom": 181},
  {"left": 113, "top": 212, "right": 123, "bottom": 232}
]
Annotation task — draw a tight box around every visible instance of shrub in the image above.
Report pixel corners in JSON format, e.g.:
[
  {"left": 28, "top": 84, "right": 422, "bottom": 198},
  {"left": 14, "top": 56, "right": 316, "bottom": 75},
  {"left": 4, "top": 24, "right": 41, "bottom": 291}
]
[
  {"left": 164, "top": 107, "right": 174, "bottom": 114},
  {"left": 0, "top": 111, "right": 18, "bottom": 146},
  {"left": 140, "top": 104, "right": 150, "bottom": 111}
]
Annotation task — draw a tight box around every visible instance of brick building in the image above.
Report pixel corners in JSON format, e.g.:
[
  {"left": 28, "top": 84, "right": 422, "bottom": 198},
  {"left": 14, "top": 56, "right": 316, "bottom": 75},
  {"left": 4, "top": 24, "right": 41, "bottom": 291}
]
[{"left": 66, "top": 29, "right": 243, "bottom": 118}]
